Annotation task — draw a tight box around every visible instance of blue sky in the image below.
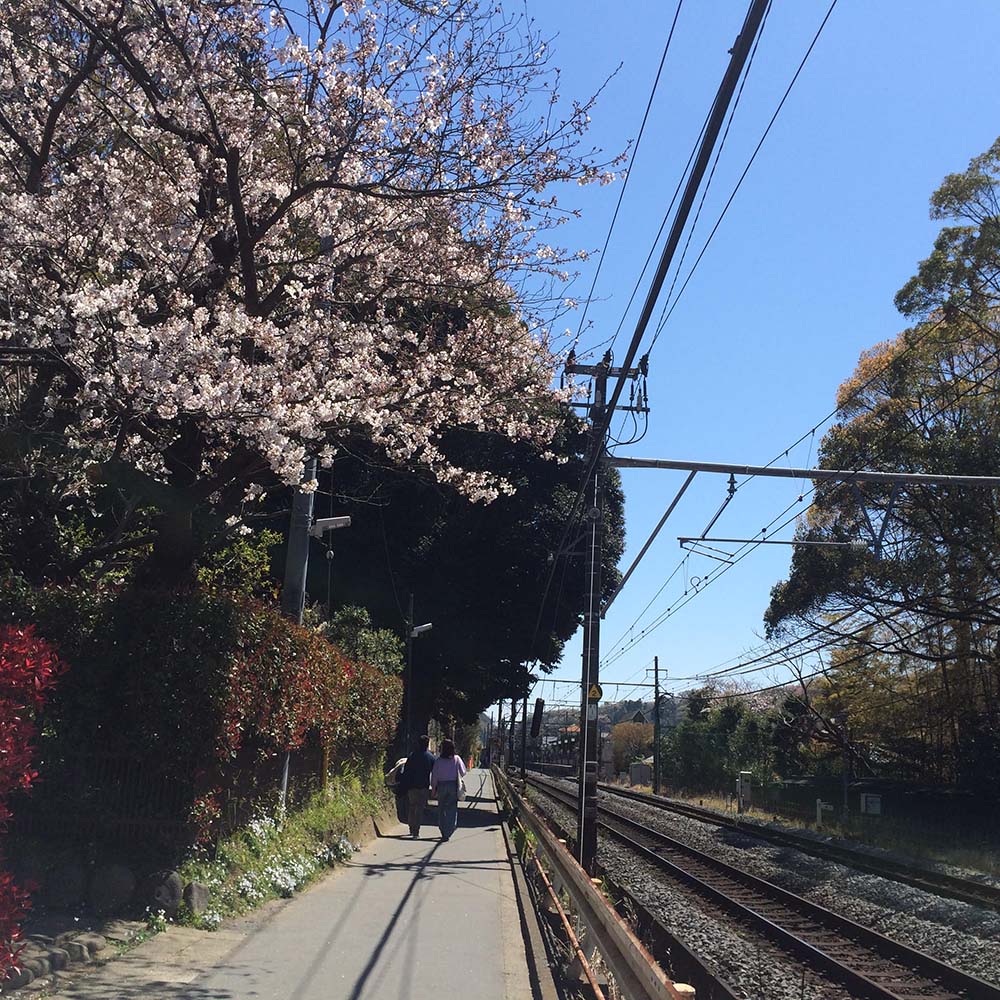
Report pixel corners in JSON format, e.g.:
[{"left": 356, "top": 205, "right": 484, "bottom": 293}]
[{"left": 517, "top": 0, "right": 1000, "bottom": 707}]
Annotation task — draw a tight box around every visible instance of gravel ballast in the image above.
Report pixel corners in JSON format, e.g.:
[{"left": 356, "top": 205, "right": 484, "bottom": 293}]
[
  {"left": 528, "top": 787, "right": 856, "bottom": 1000},
  {"left": 596, "top": 785, "right": 1000, "bottom": 987}
]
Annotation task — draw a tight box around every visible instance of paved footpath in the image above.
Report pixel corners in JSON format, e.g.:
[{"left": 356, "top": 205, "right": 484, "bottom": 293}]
[{"left": 45, "top": 768, "right": 536, "bottom": 1000}]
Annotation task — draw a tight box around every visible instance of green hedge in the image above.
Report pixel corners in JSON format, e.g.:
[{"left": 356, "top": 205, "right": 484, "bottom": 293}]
[{"left": 1, "top": 578, "right": 401, "bottom": 846}]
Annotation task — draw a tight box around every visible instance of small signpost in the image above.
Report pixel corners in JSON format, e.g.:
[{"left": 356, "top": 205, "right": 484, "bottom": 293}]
[
  {"left": 736, "top": 771, "right": 752, "bottom": 815},
  {"left": 816, "top": 798, "right": 834, "bottom": 827}
]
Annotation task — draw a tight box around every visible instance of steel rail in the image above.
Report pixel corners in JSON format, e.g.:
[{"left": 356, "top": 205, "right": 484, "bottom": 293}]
[
  {"left": 528, "top": 775, "right": 1000, "bottom": 1000},
  {"left": 501, "top": 772, "right": 726, "bottom": 1000},
  {"left": 600, "top": 783, "right": 1000, "bottom": 915}
]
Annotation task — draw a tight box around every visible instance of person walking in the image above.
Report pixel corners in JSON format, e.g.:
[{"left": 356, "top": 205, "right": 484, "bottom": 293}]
[
  {"left": 431, "top": 738, "right": 466, "bottom": 841},
  {"left": 400, "top": 735, "right": 435, "bottom": 838}
]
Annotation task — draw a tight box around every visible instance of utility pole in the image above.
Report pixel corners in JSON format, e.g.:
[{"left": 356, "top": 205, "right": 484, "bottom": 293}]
[
  {"left": 279, "top": 460, "right": 351, "bottom": 807},
  {"left": 404, "top": 593, "right": 414, "bottom": 750},
  {"left": 278, "top": 459, "right": 317, "bottom": 811},
  {"left": 563, "top": 0, "right": 770, "bottom": 870},
  {"left": 841, "top": 709, "right": 851, "bottom": 820},
  {"left": 281, "top": 458, "right": 317, "bottom": 623},
  {"left": 521, "top": 692, "right": 528, "bottom": 781},
  {"left": 567, "top": 351, "right": 648, "bottom": 874},
  {"left": 508, "top": 698, "right": 518, "bottom": 766},
  {"left": 576, "top": 356, "right": 606, "bottom": 873},
  {"left": 653, "top": 656, "right": 661, "bottom": 796}
]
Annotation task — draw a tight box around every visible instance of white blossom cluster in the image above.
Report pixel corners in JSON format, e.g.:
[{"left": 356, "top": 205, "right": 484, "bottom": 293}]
[{"left": 0, "top": 0, "right": 615, "bottom": 502}]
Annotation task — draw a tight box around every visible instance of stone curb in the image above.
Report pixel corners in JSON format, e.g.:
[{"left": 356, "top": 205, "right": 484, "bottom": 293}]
[
  {"left": 2, "top": 928, "right": 114, "bottom": 993},
  {"left": 1, "top": 802, "right": 397, "bottom": 996}
]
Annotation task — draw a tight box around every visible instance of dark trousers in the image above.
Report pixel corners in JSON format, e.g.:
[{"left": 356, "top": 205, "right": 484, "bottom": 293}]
[{"left": 406, "top": 788, "right": 429, "bottom": 835}]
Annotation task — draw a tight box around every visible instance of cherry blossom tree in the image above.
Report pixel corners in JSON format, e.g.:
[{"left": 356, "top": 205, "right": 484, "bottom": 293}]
[{"left": 0, "top": 0, "right": 618, "bottom": 578}]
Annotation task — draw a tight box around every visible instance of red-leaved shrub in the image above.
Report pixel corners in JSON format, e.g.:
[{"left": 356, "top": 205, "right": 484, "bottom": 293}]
[{"left": 0, "top": 627, "right": 65, "bottom": 974}]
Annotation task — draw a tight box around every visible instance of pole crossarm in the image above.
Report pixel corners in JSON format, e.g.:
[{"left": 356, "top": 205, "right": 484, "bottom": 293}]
[{"left": 610, "top": 456, "right": 1000, "bottom": 487}]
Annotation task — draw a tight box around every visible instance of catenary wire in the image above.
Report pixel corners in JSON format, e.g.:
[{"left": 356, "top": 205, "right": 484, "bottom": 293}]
[
  {"left": 527, "top": 1, "right": 769, "bottom": 663},
  {"left": 571, "top": 0, "right": 687, "bottom": 348},
  {"left": 649, "top": 0, "right": 839, "bottom": 351},
  {"left": 601, "top": 311, "right": 957, "bottom": 663},
  {"left": 605, "top": 333, "right": 1000, "bottom": 668}
]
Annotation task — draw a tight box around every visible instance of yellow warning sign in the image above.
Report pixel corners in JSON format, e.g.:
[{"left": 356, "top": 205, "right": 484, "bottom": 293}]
[{"left": 587, "top": 683, "right": 603, "bottom": 701}]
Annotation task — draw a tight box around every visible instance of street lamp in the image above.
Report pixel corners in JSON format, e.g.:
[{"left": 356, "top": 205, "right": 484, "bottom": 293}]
[
  {"left": 280, "top": 479, "right": 351, "bottom": 807},
  {"left": 309, "top": 515, "right": 351, "bottom": 537},
  {"left": 404, "top": 593, "right": 432, "bottom": 749}
]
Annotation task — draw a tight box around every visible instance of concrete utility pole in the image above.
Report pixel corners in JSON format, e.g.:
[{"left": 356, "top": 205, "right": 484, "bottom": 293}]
[
  {"left": 279, "top": 459, "right": 316, "bottom": 811},
  {"left": 281, "top": 458, "right": 317, "bottom": 623},
  {"left": 521, "top": 692, "right": 528, "bottom": 781},
  {"left": 576, "top": 355, "right": 608, "bottom": 873},
  {"left": 405, "top": 593, "right": 414, "bottom": 749},
  {"left": 653, "top": 656, "right": 661, "bottom": 796},
  {"left": 508, "top": 698, "right": 518, "bottom": 766},
  {"left": 562, "top": 0, "right": 770, "bottom": 873},
  {"left": 403, "top": 595, "right": 433, "bottom": 750}
]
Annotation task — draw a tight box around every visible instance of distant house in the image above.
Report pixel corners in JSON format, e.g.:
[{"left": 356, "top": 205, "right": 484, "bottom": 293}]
[
  {"left": 630, "top": 710, "right": 646, "bottom": 724},
  {"left": 557, "top": 724, "right": 580, "bottom": 750}
]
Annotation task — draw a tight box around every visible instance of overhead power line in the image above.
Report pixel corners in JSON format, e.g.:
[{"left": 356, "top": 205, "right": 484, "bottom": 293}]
[
  {"left": 605, "top": 345, "right": 1000, "bottom": 668},
  {"left": 602, "top": 309, "right": 997, "bottom": 665},
  {"left": 528, "top": 0, "right": 770, "bottom": 661},
  {"left": 573, "top": 0, "right": 687, "bottom": 348},
  {"left": 649, "top": 0, "right": 840, "bottom": 350}
]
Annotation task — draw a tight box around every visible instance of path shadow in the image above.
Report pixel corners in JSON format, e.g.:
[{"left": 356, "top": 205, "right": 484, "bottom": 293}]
[{"left": 287, "top": 840, "right": 444, "bottom": 1000}]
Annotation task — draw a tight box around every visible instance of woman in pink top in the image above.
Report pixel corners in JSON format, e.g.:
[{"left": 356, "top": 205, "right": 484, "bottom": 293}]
[{"left": 431, "top": 738, "right": 467, "bottom": 840}]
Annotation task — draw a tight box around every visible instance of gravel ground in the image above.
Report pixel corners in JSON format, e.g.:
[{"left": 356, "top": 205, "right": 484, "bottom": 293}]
[
  {"left": 597, "top": 786, "right": 1000, "bottom": 987},
  {"left": 528, "top": 787, "right": 855, "bottom": 1000}
]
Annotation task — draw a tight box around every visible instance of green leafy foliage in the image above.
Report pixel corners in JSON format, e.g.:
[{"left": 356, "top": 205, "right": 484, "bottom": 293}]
[
  {"left": 0, "top": 579, "right": 401, "bottom": 844},
  {"left": 313, "top": 605, "right": 404, "bottom": 675},
  {"left": 764, "top": 137, "right": 1000, "bottom": 794},
  {"left": 309, "top": 414, "right": 626, "bottom": 724},
  {"left": 197, "top": 530, "right": 283, "bottom": 600},
  {"left": 178, "top": 759, "right": 387, "bottom": 928},
  {"left": 610, "top": 722, "right": 653, "bottom": 773}
]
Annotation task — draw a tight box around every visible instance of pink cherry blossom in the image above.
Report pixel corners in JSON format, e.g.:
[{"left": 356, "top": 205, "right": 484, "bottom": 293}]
[{"left": 0, "top": 0, "right": 619, "bottom": 511}]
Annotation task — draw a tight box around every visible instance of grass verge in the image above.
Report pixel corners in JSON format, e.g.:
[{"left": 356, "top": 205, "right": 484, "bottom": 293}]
[
  {"left": 176, "top": 758, "right": 389, "bottom": 929},
  {"left": 628, "top": 784, "right": 1000, "bottom": 876}
]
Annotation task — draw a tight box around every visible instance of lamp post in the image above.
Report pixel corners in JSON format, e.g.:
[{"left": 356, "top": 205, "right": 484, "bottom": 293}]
[
  {"left": 280, "top": 463, "right": 350, "bottom": 809},
  {"left": 404, "top": 592, "right": 432, "bottom": 749}
]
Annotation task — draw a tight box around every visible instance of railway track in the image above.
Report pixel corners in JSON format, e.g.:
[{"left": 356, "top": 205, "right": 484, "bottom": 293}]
[
  {"left": 597, "top": 781, "right": 1000, "bottom": 915},
  {"left": 526, "top": 773, "right": 1000, "bottom": 1000}
]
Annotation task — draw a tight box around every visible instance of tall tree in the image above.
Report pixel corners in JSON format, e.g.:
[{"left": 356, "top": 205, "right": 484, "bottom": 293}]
[
  {"left": 766, "top": 138, "right": 1000, "bottom": 789},
  {"left": 304, "top": 414, "right": 625, "bottom": 725}
]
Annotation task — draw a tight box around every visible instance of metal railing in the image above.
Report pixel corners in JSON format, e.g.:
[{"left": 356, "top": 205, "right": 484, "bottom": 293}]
[{"left": 494, "top": 766, "right": 696, "bottom": 1000}]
